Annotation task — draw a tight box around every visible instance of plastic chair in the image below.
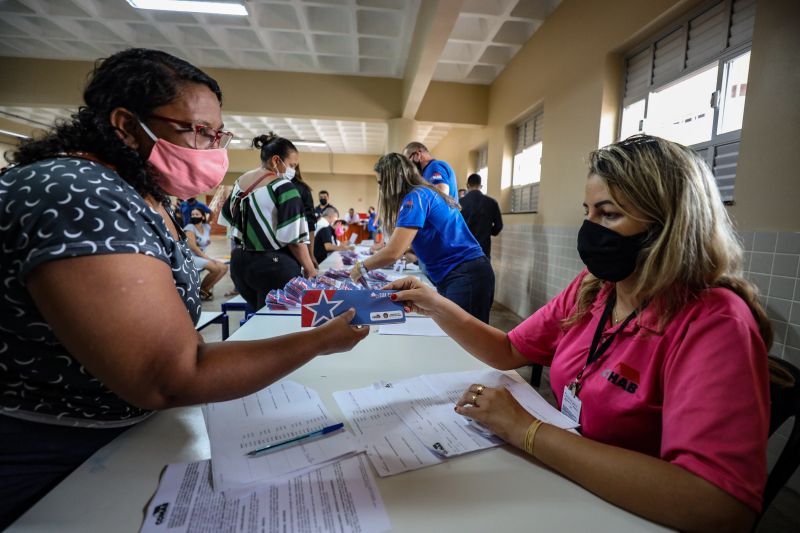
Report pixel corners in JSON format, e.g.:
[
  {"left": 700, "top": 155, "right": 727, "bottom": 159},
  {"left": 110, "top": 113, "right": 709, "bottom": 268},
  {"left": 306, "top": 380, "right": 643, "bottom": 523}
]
[{"left": 761, "top": 356, "right": 800, "bottom": 514}]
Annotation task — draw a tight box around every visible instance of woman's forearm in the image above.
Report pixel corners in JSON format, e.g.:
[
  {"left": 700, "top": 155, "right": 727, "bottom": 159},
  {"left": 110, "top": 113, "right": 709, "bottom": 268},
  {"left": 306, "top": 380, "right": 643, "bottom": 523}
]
[
  {"left": 532, "top": 425, "right": 755, "bottom": 532},
  {"left": 427, "top": 297, "right": 522, "bottom": 370},
  {"left": 156, "top": 330, "right": 325, "bottom": 407},
  {"left": 363, "top": 245, "right": 400, "bottom": 270},
  {"left": 364, "top": 228, "right": 416, "bottom": 270},
  {"left": 288, "top": 242, "right": 316, "bottom": 273}
]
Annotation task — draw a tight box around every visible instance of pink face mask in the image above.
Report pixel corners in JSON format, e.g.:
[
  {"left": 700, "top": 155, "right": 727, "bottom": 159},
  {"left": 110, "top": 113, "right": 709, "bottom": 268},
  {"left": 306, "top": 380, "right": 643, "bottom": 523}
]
[{"left": 140, "top": 121, "right": 229, "bottom": 198}]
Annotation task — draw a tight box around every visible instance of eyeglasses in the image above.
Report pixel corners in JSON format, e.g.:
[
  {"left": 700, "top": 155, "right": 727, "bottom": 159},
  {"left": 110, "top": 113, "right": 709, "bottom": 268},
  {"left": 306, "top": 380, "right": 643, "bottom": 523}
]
[{"left": 147, "top": 113, "right": 234, "bottom": 149}]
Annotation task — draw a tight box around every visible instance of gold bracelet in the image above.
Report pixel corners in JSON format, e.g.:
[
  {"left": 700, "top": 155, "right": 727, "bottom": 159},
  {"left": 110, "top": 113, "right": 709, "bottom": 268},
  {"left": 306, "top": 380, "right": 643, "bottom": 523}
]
[{"left": 523, "top": 419, "right": 544, "bottom": 456}]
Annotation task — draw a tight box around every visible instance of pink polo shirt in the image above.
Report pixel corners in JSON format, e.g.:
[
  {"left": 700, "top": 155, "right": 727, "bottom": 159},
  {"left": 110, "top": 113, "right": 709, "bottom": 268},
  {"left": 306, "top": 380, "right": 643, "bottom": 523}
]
[{"left": 508, "top": 271, "right": 769, "bottom": 512}]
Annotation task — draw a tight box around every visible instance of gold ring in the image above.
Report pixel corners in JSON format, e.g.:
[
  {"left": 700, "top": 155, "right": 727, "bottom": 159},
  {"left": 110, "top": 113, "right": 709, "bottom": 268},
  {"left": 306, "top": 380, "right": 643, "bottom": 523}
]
[
  {"left": 475, "top": 385, "right": 485, "bottom": 394},
  {"left": 471, "top": 394, "right": 479, "bottom": 405}
]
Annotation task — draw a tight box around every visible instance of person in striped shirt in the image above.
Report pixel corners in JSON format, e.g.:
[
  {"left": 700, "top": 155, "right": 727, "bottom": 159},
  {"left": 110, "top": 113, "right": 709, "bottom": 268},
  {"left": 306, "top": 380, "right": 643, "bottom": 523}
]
[{"left": 221, "top": 133, "right": 317, "bottom": 310}]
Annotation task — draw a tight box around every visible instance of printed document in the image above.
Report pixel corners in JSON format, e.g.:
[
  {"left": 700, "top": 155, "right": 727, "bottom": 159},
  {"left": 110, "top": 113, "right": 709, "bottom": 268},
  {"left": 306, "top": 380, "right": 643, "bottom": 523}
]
[
  {"left": 140, "top": 455, "right": 390, "bottom": 533},
  {"left": 204, "top": 380, "right": 360, "bottom": 493},
  {"left": 333, "top": 386, "right": 443, "bottom": 476},
  {"left": 334, "top": 370, "right": 577, "bottom": 474}
]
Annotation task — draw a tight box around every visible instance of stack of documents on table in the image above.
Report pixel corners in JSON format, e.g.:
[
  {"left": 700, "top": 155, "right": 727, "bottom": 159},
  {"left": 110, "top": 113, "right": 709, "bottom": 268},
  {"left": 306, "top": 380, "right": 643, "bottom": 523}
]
[
  {"left": 334, "top": 369, "right": 579, "bottom": 477},
  {"left": 204, "top": 380, "right": 361, "bottom": 494},
  {"left": 141, "top": 380, "right": 391, "bottom": 533},
  {"left": 140, "top": 455, "right": 390, "bottom": 533}
]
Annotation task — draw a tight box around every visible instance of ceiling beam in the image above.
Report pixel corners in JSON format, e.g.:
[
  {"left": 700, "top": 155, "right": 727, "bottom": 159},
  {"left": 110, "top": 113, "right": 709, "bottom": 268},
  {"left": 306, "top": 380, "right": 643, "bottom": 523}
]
[{"left": 401, "top": 0, "right": 464, "bottom": 120}]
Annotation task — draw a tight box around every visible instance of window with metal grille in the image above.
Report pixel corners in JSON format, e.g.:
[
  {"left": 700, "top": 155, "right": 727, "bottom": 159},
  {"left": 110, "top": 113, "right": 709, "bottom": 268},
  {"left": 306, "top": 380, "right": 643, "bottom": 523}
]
[
  {"left": 620, "top": 0, "right": 755, "bottom": 203},
  {"left": 475, "top": 146, "right": 488, "bottom": 186},
  {"left": 511, "top": 110, "right": 543, "bottom": 213}
]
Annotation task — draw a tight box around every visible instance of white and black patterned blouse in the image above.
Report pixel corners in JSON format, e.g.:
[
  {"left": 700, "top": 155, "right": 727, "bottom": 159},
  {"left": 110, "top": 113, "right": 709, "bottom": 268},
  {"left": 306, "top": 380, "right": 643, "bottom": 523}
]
[{"left": 0, "top": 157, "right": 201, "bottom": 427}]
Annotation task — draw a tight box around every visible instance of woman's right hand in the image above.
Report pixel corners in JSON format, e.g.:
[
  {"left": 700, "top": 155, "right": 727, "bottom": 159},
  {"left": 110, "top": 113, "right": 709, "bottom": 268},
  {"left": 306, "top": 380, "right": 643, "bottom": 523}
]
[
  {"left": 383, "top": 277, "right": 444, "bottom": 317},
  {"left": 314, "top": 308, "right": 370, "bottom": 355}
]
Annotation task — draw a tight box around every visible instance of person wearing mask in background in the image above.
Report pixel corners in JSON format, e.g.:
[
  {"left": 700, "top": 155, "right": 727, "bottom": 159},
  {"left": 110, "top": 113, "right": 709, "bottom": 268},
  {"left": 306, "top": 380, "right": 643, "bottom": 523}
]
[
  {"left": 458, "top": 188, "right": 466, "bottom": 199},
  {"left": 403, "top": 141, "right": 458, "bottom": 199},
  {"left": 0, "top": 48, "right": 368, "bottom": 528},
  {"left": 351, "top": 153, "right": 494, "bottom": 323},
  {"left": 334, "top": 219, "right": 348, "bottom": 242},
  {"left": 291, "top": 164, "right": 318, "bottom": 268},
  {"left": 179, "top": 196, "right": 211, "bottom": 225},
  {"left": 221, "top": 133, "right": 318, "bottom": 311},
  {"left": 385, "top": 135, "right": 770, "bottom": 532},
  {"left": 184, "top": 208, "right": 228, "bottom": 300},
  {"left": 314, "top": 190, "right": 335, "bottom": 219},
  {"left": 314, "top": 207, "right": 355, "bottom": 264},
  {"left": 460, "top": 173, "right": 503, "bottom": 258}
]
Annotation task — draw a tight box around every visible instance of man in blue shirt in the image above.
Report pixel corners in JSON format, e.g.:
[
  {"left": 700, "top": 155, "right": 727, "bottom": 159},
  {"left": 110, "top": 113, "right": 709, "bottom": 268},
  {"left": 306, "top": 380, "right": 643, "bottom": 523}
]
[{"left": 403, "top": 142, "right": 458, "bottom": 199}]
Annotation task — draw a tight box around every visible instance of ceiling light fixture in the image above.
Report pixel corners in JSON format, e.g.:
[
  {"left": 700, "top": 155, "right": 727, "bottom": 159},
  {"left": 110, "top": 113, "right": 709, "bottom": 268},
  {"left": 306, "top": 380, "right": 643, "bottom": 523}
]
[
  {"left": 0, "top": 128, "right": 30, "bottom": 139},
  {"left": 126, "top": 0, "right": 248, "bottom": 16},
  {"left": 292, "top": 140, "right": 328, "bottom": 148}
]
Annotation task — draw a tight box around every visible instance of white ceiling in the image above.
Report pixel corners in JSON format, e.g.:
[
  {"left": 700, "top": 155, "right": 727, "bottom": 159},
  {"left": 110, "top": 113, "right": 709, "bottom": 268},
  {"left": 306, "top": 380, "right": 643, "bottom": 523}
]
[
  {"left": 0, "top": 105, "right": 452, "bottom": 154},
  {"left": 0, "top": 0, "right": 558, "bottom": 154},
  {"left": 434, "top": 0, "right": 560, "bottom": 84},
  {"left": 0, "top": 0, "right": 418, "bottom": 78},
  {"left": 0, "top": 0, "right": 558, "bottom": 84}
]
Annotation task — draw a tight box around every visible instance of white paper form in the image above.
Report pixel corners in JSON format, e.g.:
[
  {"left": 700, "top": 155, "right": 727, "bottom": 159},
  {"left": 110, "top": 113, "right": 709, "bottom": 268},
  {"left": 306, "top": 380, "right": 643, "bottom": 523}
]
[
  {"left": 333, "top": 386, "right": 442, "bottom": 477},
  {"left": 140, "top": 455, "right": 391, "bottom": 533},
  {"left": 379, "top": 376, "right": 499, "bottom": 458},
  {"left": 204, "top": 380, "right": 360, "bottom": 494},
  {"left": 421, "top": 369, "right": 524, "bottom": 404},
  {"left": 378, "top": 317, "right": 448, "bottom": 337},
  {"left": 507, "top": 382, "right": 580, "bottom": 430},
  {"left": 424, "top": 369, "right": 579, "bottom": 433}
]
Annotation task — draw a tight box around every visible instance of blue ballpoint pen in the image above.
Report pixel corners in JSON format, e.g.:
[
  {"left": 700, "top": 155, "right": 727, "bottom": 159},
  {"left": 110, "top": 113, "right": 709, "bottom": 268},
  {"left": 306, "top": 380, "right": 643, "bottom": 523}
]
[{"left": 246, "top": 423, "right": 345, "bottom": 458}]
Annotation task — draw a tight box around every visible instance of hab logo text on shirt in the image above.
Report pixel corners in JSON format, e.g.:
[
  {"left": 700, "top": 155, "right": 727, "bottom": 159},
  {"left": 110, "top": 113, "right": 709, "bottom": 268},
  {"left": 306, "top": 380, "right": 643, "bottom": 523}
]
[{"left": 601, "top": 363, "right": 640, "bottom": 394}]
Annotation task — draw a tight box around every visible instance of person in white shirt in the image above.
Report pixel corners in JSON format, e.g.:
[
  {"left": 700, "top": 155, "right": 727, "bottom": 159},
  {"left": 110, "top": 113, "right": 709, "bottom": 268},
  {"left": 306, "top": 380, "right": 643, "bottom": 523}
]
[{"left": 344, "top": 207, "right": 363, "bottom": 226}]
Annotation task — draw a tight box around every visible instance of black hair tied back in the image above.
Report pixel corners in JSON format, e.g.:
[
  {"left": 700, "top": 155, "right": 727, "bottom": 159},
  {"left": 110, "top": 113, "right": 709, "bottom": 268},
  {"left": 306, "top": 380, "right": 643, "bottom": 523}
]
[{"left": 252, "top": 131, "right": 297, "bottom": 164}]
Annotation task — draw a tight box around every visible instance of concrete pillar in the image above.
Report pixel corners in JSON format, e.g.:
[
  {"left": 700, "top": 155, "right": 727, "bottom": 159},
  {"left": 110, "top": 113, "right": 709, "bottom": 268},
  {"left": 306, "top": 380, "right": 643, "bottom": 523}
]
[{"left": 386, "top": 117, "right": 418, "bottom": 154}]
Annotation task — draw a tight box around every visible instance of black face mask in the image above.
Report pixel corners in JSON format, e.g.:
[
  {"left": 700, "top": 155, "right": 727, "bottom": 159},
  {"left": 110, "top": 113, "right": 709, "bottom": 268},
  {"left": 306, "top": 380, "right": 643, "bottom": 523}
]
[
  {"left": 319, "top": 198, "right": 328, "bottom": 206},
  {"left": 577, "top": 220, "right": 649, "bottom": 282},
  {"left": 190, "top": 216, "right": 203, "bottom": 225}
]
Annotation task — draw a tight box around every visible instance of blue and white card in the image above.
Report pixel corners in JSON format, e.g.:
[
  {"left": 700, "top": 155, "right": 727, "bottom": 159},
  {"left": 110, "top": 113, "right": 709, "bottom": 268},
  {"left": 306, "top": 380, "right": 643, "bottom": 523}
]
[{"left": 301, "top": 289, "right": 405, "bottom": 327}]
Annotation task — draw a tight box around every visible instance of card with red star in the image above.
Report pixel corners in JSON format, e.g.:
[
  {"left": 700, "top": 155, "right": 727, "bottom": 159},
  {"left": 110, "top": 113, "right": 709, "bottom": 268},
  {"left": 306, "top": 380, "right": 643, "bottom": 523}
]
[{"left": 301, "top": 289, "right": 405, "bottom": 327}]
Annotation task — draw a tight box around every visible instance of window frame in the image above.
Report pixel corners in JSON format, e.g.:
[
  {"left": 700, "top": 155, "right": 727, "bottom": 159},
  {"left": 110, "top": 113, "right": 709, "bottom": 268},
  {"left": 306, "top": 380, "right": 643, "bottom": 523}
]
[
  {"left": 475, "top": 145, "right": 488, "bottom": 186},
  {"left": 618, "top": 0, "right": 756, "bottom": 204},
  {"left": 510, "top": 109, "right": 544, "bottom": 214}
]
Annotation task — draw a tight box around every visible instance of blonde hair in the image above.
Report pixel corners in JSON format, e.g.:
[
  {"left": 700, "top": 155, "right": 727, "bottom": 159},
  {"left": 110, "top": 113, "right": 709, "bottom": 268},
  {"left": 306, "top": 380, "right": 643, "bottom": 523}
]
[
  {"left": 565, "top": 135, "right": 772, "bottom": 348},
  {"left": 374, "top": 153, "right": 457, "bottom": 232}
]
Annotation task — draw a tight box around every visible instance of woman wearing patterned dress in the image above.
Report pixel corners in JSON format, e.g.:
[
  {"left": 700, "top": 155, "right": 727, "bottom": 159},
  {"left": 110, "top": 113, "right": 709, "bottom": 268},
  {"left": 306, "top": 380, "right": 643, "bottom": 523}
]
[{"left": 0, "top": 49, "right": 367, "bottom": 528}]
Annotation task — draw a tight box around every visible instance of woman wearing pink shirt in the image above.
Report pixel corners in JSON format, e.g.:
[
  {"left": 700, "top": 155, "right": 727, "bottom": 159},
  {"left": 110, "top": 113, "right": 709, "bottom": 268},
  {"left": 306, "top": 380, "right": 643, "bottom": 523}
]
[{"left": 386, "top": 135, "right": 771, "bottom": 531}]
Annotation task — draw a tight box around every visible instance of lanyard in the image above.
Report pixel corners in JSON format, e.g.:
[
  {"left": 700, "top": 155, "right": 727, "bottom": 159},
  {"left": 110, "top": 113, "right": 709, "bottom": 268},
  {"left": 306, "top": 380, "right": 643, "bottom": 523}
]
[{"left": 568, "top": 290, "right": 638, "bottom": 397}]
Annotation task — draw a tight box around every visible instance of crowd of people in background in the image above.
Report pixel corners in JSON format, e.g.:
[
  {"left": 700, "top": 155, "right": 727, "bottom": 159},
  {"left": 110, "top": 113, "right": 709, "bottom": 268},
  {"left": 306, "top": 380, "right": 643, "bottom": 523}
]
[{"left": 174, "top": 133, "right": 503, "bottom": 319}]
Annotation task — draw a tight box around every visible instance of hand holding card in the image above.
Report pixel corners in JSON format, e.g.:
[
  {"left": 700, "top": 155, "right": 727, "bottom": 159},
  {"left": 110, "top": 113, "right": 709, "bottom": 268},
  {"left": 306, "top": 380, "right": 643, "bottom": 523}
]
[{"left": 301, "top": 289, "right": 406, "bottom": 327}]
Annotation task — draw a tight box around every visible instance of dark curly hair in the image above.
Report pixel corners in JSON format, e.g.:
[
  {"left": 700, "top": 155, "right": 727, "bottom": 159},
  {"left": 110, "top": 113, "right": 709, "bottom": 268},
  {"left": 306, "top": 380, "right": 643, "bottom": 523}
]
[{"left": 8, "top": 48, "right": 222, "bottom": 203}]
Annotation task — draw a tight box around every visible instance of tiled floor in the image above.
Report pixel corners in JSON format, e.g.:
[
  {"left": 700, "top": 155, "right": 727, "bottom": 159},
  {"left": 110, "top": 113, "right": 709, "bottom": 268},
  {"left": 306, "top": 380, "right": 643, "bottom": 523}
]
[{"left": 198, "top": 237, "right": 799, "bottom": 529}]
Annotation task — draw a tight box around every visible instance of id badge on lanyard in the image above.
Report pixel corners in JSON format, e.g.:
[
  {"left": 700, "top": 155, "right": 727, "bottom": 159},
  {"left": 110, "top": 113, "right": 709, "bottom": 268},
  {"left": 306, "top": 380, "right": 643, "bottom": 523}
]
[
  {"left": 561, "top": 385, "right": 582, "bottom": 424},
  {"left": 561, "top": 290, "right": 638, "bottom": 425}
]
